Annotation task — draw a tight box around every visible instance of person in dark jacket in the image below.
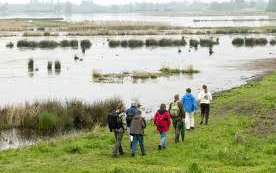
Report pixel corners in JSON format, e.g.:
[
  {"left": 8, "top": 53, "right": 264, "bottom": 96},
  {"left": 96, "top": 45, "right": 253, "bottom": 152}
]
[
  {"left": 154, "top": 103, "right": 171, "bottom": 150},
  {"left": 130, "top": 110, "right": 147, "bottom": 157},
  {"left": 169, "top": 94, "right": 185, "bottom": 143},
  {"left": 125, "top": 103, "right": 138, "bottom": 148}
]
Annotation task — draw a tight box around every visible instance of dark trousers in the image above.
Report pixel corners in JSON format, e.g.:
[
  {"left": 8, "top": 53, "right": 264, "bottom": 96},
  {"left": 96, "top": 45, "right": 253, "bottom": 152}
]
[
  {"left": 131, "top": 135, "right": 145, "bottom": 156},
  {"left": 112, "top": 131, "right": 123, "bottom": 156},
  {"left": 200, "top": 103, "right": 210, "bottom": 124},
  {"left": 173, "top": 120, "right": 185, "bottom": 143}
]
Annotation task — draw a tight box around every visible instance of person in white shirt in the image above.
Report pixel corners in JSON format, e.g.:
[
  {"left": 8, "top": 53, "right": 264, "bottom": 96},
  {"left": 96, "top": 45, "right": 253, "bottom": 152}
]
[{"left": 198, "top": 85, "right": 212, "bottom": 125}]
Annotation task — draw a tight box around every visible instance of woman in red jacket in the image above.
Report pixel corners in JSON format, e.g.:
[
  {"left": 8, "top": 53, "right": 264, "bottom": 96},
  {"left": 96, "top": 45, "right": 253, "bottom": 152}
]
[{"left": 154, "top": 103, "right": 171, "bottom": 150}]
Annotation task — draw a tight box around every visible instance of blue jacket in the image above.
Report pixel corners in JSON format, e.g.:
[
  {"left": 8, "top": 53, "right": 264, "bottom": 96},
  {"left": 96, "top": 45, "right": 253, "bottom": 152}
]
[{"left": 181, "top": 93, "right": 198, "bottom": 113}]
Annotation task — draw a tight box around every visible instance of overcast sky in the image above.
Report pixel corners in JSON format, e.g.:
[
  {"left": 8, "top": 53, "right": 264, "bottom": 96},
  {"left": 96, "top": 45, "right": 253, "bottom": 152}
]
[{"left": 2, "top": 0, "right": 266, "bottom": 5}]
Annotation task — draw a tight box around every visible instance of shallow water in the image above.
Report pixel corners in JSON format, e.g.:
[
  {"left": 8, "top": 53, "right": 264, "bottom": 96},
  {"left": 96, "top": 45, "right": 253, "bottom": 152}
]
[
  {"left": 1, "top": 13, "right": 276, "bottom": 27},
  {"left": 0, "top": 34, "right": 275, "bottom": 114}
]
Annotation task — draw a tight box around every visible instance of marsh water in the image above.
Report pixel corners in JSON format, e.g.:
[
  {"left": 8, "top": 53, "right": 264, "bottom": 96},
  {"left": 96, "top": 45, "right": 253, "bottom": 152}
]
[
  {"left": 0, "top": 34, "right": 276, "bottom": 150},
  {"left": 2, "top": 13, "right": 276, "bottom": 27}
]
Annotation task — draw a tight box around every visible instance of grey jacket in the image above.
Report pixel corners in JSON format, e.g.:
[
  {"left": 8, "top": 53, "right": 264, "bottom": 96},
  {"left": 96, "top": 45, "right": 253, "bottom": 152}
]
[{"left": 130, "top": 114, "right": 146, "bottom": 135}]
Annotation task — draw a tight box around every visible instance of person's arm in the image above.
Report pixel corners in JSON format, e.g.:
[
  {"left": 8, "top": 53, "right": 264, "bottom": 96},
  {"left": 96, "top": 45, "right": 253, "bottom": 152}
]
[
  {"left": 121, "top": 113, "right": 127, "bottom": 131},
  {"left": 209, "top": 92, "right": 213, "bottom": 101},
  {"left": 167, "top": 112, "right": 171, "bottom": 127},
  {"left": 192, "top": 95, "right": 198, "bottom": 111},
  {"left": 153, "top": 112, "right": 158, "bottom": 126},
  {"left": 168, "top": 102, "right": 172, "bottom": 113},
  {"left": 178, "top": 101, "right": 185, "bottom": 118},
  {"left": 142, "top": 118, "right": 147, "bottom": 129}
]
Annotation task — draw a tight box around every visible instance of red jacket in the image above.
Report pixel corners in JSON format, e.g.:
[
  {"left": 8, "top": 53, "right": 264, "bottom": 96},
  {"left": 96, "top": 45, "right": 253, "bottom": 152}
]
[{"left": 154, "top": 109, "right": 171, "bottom": 132}]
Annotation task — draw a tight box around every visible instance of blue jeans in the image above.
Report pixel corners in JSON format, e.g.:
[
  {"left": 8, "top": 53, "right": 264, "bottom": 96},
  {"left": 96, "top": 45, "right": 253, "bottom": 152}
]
[
  {"left": 131, "top": 135, "right": 145, "bottom": 156},
  {"left": 159, "top": 132, "right": 167, "bottom": 148}
]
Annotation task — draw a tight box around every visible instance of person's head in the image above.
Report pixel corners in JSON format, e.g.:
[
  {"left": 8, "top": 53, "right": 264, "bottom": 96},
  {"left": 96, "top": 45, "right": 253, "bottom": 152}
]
[
  {"left": 186, "top": 88, "right": 192, "bottom": 93},
  {"left": 203, "top": 85, "right": 208, "bottom": 93},
  {"left": 131, "top": 102, "right": 137, "bottom": 108},
  {"left": 160, "top": 103, "right": 166, "bottom": 110},
  {"left": 116, "top": 103, "right": 125, "bottom": 112},
  {"left": 136, "top": 110, "right": 142, "bottom": 117},
  {"left": 174, "top": 94, "right": 180, "bottom": 101}
]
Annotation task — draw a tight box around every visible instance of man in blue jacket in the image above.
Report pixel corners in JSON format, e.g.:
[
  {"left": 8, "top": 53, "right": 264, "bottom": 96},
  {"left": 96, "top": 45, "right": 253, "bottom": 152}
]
[
  {"left": 125, "top": 103, "right": 138, "bottom": 148},
  {"left": 181, "top": 88, "right": 198, "bottom": 130}
]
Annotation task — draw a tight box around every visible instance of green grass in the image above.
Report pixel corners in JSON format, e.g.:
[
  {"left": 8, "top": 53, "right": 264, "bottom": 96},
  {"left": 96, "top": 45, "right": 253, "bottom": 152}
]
[{"left": 0, "top": 73, "right": 276, "bottom": 172}]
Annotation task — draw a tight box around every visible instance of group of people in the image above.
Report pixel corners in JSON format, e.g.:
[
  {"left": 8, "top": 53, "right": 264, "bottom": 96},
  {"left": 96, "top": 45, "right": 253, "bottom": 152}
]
[{"left": 108, "top": 85, "right": 212, "bottom": 157}]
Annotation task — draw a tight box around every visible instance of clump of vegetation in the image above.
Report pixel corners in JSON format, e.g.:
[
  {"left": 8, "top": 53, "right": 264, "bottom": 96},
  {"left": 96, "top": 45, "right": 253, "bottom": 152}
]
[
  {"left": 245, "top": 37, "right": 268, "bottom": 47},
  {"left": 0, "top": 98, "right": 121, "bottom": 133},
  {"left": 17, "top": 40, "right": 38, "bottom": 48},
  {"left": 128, "top": 39, "right": 144, "bottom": 48},
  {"left": 54, "top": 61, "right": 61, "bottom": 72},
  {"left": 270, "top": 39, "right": 276, "bottom": 46},
  {"left": 6, "top": 42, "right": 14, "bottom": 48},
  {"left": 160, "top": 65, "right": 200, "bottom": 74},
  {"left": 60, "top": 40, "right": 70, "bottom": 47},
  {"left": 28, "top": 59, "right": 34, "bottom": 72},
  {"left": 69, "top": 40, "right": 79, "bottom": 48},
  {"left": 158, "top": 38, "right": 186, "bottom": 47},
  {"left": 43, "top": 32, "right": 51, "bottom": 36},
  {"left": 199, "top": 38, "right": 219, "bottom": 47},
  {"left": 232, "top": 38, "right": 245, "bottom": 46},
  {"left": 189, "top": 39, "right": 199, "bottom": 49},
  {"left": 38, "top": 40, "right": 59, "bottom": 48},
  {"left": 92, "top": 65, "right": 199, "bottom": 82},
  {"left": 47, "top": 61, "right": 53, "bottom": 71},
  {"left": 80, "top": 40, "right": 92, "bottom": 49},
  {"left": 145, "top": 39, "right": 159, "bottom": 47},
  {"left": 120, "top": 40, "right": 128, "bottom": 47},
  {"left": 108, "top": 40, "right": 121, "bottom": 47}
]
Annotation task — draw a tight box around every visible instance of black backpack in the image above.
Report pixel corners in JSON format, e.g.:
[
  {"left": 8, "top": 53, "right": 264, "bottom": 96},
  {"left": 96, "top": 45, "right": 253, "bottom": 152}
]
[
  {"left": 108, "top": 111, "right": 122, "bottom": 132},
  {"left": 126, "top": 111, "right": 136, "bottom": 127}
]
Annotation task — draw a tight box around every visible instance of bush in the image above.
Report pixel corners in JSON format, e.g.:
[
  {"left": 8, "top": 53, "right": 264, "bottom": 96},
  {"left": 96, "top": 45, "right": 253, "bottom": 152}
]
[
  {"left": 38, "top": 112, "right": 60, "bottom": 133},
  {"left": 60, "top": 40, "right": 70, "bottom": 47},
  {"left": 245, "top": 37, "right": 268, "bottom": 47},
  {"left": 55, "top": 61, "right": 61, "bottom": 71},
  {"left": 28, "top": 59, "right": 34, "bottom": 71},
  {"left": 189, "top": 39, "right": 199, "bottom": 48},
  {"left": 80, "top": 40, "right": 92, "bottom": 49},
  {"left": 159, "top": 38, "right": 174, "bottom": 47},
  {"left": 47, "top": 61, "right": 53, "bottom": 71},
  {"left": 145, "top": 39, "right": 159, "bottom": 46},
  {"left": 69, "top": 40, "right": 79, "bottom": 48},
  {"left": 232, "top": 38, "right": 244, "bottom": 46},
  {"left": 109, "top": 40, "right": 121, "bottom": 47},
  {"left": 17, "top": 40, "right": 38, "bottom": 48},
  {"left": 199, "top": 38, "right": 219, "bottom": 47},
  {"left": 270, "top": 39, "right": 276, "bottom": 46},
  {"left": 128, "top": 39, "right": 144, "bottom": 48},
  {"left": 120, "top": 40, "right": 128, "bottom": 47},
  {"left": 38, "top": 40, "right": 59, "bottom": 48}
]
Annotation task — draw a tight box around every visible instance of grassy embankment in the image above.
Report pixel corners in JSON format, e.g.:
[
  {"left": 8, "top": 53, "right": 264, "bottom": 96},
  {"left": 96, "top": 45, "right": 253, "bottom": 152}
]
[
  {"left": 0, "top": 73, "right": 276, "bottom": 173},
  {"left": 3, "top": 19, "right": 276, "bottom": 36}
]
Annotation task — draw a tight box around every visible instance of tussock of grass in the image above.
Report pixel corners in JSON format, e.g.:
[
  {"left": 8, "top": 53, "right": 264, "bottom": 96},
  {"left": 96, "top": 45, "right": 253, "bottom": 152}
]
[
  {"left": 232, "top": 37, "right": 268, "bottom": 47},
  {"left": 92, "top": 66, "right": 199, "bottom": 82}
]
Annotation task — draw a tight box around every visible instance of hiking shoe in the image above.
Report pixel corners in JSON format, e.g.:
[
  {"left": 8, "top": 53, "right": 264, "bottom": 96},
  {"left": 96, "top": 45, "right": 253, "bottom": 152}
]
[
  {"left": 200, "top": 121, "right": 203, "bottom": 125},
  {"left": 191, "top": 127, "right": 195, "bottom": 130},
  {"left": 158, "top": 145, "right": 162, "bottom": 151}
]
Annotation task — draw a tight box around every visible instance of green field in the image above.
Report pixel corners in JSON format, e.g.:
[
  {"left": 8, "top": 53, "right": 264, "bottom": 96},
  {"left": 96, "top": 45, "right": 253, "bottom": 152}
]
[{"left": 0, "top": 73, "right": 276, "bottom": 173}]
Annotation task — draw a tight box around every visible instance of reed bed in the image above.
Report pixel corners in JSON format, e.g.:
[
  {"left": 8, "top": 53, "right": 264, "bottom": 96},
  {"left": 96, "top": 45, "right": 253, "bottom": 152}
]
[{"left": 0, "top": 98, "right": 122, "bottom": 134}]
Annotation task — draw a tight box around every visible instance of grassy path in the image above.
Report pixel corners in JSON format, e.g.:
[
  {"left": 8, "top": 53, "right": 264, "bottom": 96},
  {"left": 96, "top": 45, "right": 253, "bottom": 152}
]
[{"left": 0, "top": 73, "right": 276, "bottom": 173}]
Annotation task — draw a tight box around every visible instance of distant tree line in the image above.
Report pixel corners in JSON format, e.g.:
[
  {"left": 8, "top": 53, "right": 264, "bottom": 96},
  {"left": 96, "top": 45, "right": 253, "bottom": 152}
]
[{"left": 0, "top": 0, "right": 270, "bottom": 14}]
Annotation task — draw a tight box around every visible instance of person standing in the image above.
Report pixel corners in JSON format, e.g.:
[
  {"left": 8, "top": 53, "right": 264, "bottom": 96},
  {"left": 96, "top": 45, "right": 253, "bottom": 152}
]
[
  {"left": 130, "top": 110, "right": 147, "bottom": 157},
  {"left": 198, "top": 85, "right": 212, "bottom": 125},
  {"left": 154, "top": 103, "right": 171, "bottom": 150},
  {"left": 181, "top": 88, "right": 198, "bottom": 131},
  {"left": 125, "top": 103, "right": 138, "bottom": 148},
  {"left": 169, "top": 94, "right": 185, "bottom": 143},
  {"left": 108, "top": 103, "right": 127, "bottom": 157}
]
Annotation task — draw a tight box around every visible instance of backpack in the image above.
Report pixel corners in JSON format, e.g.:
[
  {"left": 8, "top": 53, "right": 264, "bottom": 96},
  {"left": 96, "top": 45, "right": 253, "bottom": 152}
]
[
  {"left": 170, "top": 101, "right": 180, "bottom": 119},
  {"left": 126, "top": 109, "right": 136, "bottom": 127},
  {"left": 156, "top": 114, "right": 167, "bottom": 127},
  {"left": 108, "top": 111, "right": 122, "bottom": 132}
]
